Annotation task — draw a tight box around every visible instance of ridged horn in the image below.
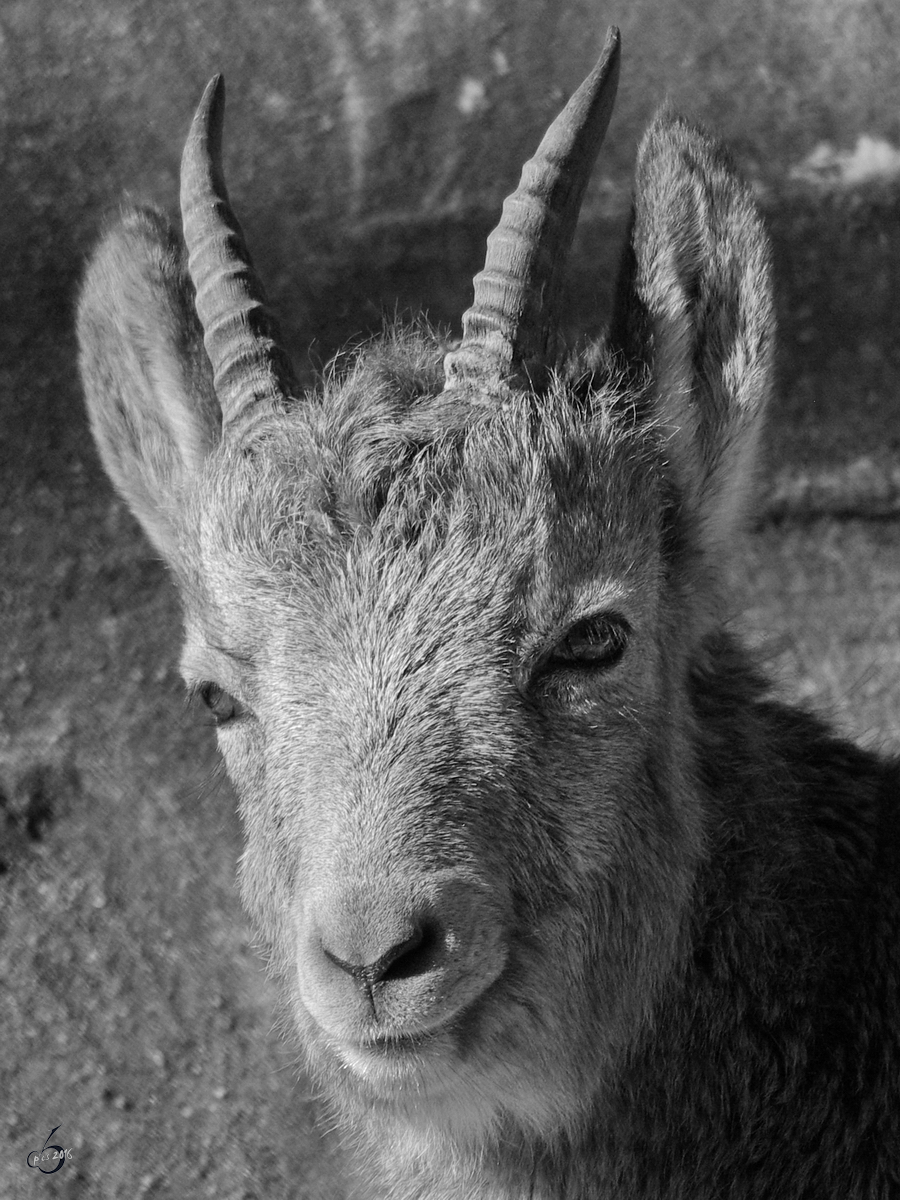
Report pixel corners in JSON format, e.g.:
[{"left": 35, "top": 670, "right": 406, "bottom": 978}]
[
  {"left": 443, "top": 26, "right": 621, "bottom": 395},
  {"left": 180, "top": 75, "right": 297, "bottom": 442}
]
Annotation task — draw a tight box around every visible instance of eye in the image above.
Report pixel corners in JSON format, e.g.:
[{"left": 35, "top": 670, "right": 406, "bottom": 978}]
[
  {"left": 192, "top": 681, "right": 246, "bottom": 727},
  {"left": 543, "top": 613, "right": 631, "bottom": 674}
]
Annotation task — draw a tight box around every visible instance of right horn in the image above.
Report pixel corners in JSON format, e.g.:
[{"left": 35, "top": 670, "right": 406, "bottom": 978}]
[
  {"left": 180, "top": 75, "right": 298, "bottom": 444},
  {"left": 443, "top": 26, "right": 620, "bottom": 396}
]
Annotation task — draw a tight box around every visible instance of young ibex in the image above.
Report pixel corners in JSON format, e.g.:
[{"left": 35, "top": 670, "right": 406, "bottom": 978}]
[{"left": 78, "top": 27, "right": 899, "bottom": 1200}]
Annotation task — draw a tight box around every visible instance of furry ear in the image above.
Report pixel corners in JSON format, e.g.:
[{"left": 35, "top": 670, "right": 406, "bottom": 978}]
[
  {"left": 610, "top": 112, "right": 774, "bottom": 556},
  {"left": 77, "top": 206, "right": 221, "bottom": 562}
]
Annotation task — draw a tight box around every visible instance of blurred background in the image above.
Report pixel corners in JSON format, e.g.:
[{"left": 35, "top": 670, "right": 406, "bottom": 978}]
[{"left": 2, "top": 1, "right": 899, "bottom": 1197}]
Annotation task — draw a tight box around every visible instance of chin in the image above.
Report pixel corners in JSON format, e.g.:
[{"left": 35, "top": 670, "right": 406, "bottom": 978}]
[{"left": 289, "top": 981, "right": 602, "bottom": 1161}]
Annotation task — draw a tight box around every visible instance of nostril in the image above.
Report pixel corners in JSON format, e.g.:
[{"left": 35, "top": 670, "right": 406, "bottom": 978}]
[
  {"left": 322, "top": 921, "right": 440, "bottom": 990},
  {"left": 380, "top": 922, "right": 439, "bottom": 982}
]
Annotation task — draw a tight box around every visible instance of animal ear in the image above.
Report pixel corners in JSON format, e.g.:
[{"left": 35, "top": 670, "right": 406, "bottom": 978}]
[
  {"left": 610, "top": 112, "right": 774, "bottom": 555},
  {"left": 78, "top": 205, "right": 221, "bottom": 562}
]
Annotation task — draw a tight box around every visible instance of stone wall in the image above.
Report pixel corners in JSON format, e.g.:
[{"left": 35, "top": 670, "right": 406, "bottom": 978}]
[{"left": 2, "top": 0, "right": 899, "bottom": 359}]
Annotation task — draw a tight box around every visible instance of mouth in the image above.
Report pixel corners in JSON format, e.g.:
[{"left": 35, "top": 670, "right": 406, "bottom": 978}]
[{"left": 334, "top": 1027, "right": 457, "bottom": 1094}]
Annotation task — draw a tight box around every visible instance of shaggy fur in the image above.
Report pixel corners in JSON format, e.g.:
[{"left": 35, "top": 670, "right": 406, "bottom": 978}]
[{"left": 77, "top": 98, "right": 900, "bottom": 1200}]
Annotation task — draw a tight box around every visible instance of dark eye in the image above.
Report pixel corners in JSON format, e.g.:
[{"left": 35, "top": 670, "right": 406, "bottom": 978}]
[
  {"left": 544, "top": 613, "right": 631, "bottom": 674},
  {"left": 194, "top": 681, "right": 245, "bottom": 726}
]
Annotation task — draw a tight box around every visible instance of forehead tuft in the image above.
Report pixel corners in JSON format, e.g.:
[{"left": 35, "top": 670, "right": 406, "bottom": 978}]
[{"left": 195, "top": 330, "right": 663, "bottom": 582}]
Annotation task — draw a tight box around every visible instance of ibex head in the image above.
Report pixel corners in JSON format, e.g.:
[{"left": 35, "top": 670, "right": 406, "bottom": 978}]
[{"left": 78, "top": 25, "right": 773, "bottom": 1174}]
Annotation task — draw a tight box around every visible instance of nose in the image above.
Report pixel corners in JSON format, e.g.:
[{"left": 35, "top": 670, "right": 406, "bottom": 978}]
[
  {"left": 321, "top": 919, "right": 439, "bottom": 992},
  {"left": 298, "top": 876, "right": 507, "bottom": 1039}
]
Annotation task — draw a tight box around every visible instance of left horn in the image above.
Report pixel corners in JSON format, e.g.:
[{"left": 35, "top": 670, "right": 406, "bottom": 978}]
[
  {"left": 180, "top": 75, "right": 297, "bottom": 442},
  {"left": 443, "top": 26, "right": 621, "bottom": 395}
]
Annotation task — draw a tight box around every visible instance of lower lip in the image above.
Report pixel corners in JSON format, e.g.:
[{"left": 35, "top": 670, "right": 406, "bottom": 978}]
[{"left": 337, "top": 1032, "right": 452, "bottom": 1088}]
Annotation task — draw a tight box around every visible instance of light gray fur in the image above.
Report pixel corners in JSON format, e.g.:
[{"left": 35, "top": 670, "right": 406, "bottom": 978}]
[{"left": 78, "top": 80, "right": 899, "bottom": 1200}]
